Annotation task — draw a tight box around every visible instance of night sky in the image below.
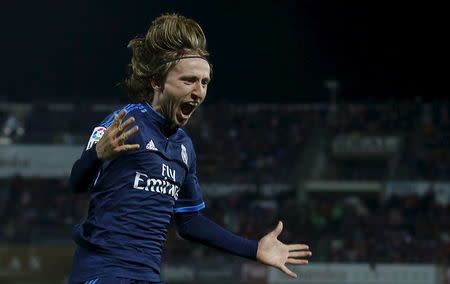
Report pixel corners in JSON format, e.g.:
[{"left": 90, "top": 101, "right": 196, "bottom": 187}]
[{"left": 0, "top": 1, "right": 441, "bottom": 104}]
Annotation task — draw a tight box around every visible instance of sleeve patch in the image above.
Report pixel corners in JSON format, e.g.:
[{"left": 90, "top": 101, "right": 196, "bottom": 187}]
[{"left": 86, "top": 127, "right": 106, "bottom": 150}]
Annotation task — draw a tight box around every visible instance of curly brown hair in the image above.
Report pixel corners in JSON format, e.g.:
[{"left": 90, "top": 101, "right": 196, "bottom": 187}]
[{"left": 125, "top": 13, "right": 211, "bottom": 103}]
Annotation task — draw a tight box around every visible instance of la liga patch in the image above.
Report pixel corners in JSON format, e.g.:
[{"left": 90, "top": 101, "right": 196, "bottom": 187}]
[{"left": 86, "top": 126, "right": 106, "bottom": 150}]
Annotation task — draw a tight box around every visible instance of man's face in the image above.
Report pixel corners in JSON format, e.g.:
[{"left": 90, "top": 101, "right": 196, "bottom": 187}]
[{"left": 156, "top": 57, "right": 210, "bottom": 128}]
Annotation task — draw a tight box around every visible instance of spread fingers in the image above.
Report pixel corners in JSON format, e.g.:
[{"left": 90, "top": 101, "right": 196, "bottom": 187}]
[{"left": 117, "top": 125, "right": 139, "bottom": 143}]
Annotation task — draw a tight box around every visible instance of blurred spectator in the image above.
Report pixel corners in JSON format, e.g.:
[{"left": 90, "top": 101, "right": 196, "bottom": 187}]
[
  {"left": 1, "top": 113, "right": 25, "bottom": 143},
  {"left": 2, "top": 115, "right": 24, "bottom": 136}
]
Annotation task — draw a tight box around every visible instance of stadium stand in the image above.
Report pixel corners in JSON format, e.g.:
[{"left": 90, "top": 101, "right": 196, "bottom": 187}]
[{"left": 1, "top": 101, "right": 450, "bottom": 283}]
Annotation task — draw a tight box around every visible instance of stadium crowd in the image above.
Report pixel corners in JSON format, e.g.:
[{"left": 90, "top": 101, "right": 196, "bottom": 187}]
[
  {"left": 1, "top": 101, "right": 450, "bottom": 265},
  {"left": 3, "top": 101, "right": 449, "bottom": 180},
  {"left": 2, "top": 102, "right": 320, "bottom": 182},
  {"left": 329, "top": 102, "right": 450, "bottom": 180}
]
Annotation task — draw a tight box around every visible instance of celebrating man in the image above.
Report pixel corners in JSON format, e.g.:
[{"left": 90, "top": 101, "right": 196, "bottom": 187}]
[{"left": 68, "top": 13, "right": 311, "bottom": 284}]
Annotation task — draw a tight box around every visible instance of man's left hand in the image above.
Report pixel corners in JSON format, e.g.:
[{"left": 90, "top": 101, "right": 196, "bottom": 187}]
[{"left": 256, "top": 221, "right": 311, "bottom": 278}]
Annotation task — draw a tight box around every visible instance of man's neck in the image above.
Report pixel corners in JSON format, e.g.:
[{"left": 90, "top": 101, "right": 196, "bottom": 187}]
[
  {"left": 149, "top": 100, "right": 179, "bottom": 133},
  {"left": 151, "top": 94, "right": 164, "bottom": 116}
]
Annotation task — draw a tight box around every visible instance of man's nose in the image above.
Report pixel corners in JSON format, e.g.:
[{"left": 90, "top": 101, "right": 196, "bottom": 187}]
[
  {"left": 190, "top": 92, "right": 202, "bottom": 103},
  {"left": 191, "top": 82, "right": 205, "bottom": 102}
]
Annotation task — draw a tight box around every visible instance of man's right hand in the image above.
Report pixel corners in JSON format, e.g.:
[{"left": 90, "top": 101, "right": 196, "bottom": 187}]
[{"left": 96, "top": 109, "right": 140, "bottom": 160}]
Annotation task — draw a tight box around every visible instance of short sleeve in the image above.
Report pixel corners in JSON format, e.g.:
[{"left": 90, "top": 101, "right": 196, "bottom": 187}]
[{"left": 174, "top": 147, "right": 205, "bottom": 213}]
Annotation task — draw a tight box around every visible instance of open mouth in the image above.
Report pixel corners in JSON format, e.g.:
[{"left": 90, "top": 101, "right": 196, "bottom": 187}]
[{"left": 179, "top": 102, "right": 197, "bottom": 117}]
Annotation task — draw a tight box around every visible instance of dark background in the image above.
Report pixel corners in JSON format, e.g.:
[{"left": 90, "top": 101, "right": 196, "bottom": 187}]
[{"left": 0, "top": 0, "right": 442, "bottom": 104}]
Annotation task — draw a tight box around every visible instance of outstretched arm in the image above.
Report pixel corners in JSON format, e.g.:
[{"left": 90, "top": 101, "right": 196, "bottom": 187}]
[
  {"left": 175, "top": 212, "right": 311, "bottom": 278},
  {"left": 175, "top": 211, "right": 258, "bottom": 260},
  {"left": 70, "top": 110, "right": 140, "bottom": 193}
]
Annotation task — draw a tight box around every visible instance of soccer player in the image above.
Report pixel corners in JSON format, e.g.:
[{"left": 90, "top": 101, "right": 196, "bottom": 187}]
[{"left": 68, "top": 13, "right": 311, "bottom": 284}]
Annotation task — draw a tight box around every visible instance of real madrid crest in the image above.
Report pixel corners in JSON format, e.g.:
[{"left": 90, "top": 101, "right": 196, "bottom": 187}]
[{"left": 181, "top": 144, "right": 188, "bottom": 166}]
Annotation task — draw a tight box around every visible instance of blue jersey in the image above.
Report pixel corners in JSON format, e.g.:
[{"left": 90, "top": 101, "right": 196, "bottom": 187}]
[{"left": 69, "top": 103, "right": 205, "bottom": 283}]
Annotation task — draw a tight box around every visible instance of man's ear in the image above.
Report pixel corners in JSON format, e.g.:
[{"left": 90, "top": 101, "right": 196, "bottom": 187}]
[{"left": 151, "top": 79, "right": 161, "bottom": 93}]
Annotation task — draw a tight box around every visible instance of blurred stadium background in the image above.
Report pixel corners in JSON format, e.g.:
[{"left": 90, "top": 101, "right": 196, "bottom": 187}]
[{"left": 0, "top": 1, "right": 446, "bottom": 284}]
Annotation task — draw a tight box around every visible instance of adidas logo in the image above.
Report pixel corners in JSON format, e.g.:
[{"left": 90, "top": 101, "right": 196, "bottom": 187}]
[{"left": 146, "top": 140, "right": 158, "bottom": 151}]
